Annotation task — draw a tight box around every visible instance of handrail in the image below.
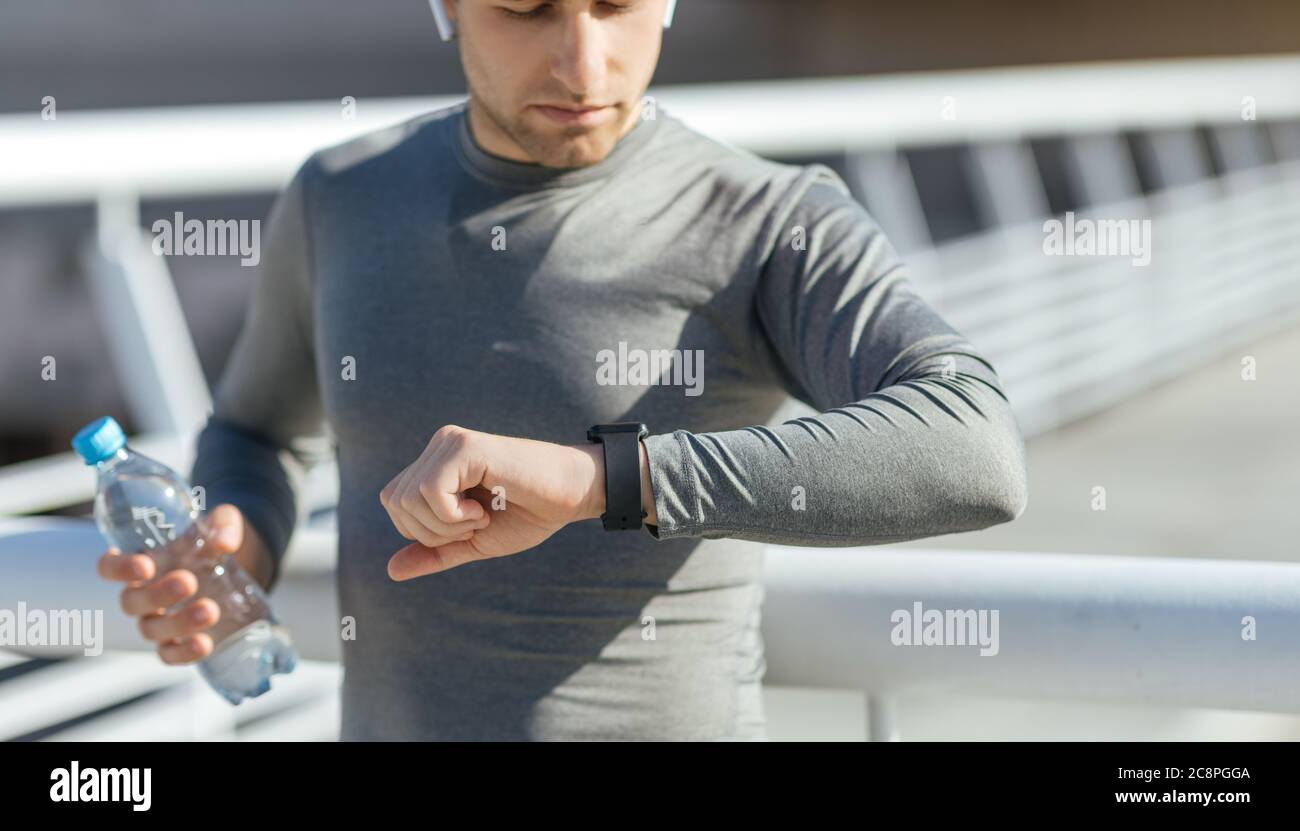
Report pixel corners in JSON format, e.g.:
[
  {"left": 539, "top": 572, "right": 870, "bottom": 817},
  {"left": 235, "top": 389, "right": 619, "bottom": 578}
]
[
  {"left": 0, "top": 433, "right": 187, "bottom": 515},
  {"left": 1, "top": 54, "right": 1298, "bottom": 208},
  {"left": 760, "top": 545, "right": 1300, "bottom": 716},
  {"left": 4, "top": 518, "right": 1299, "bottom": 720}
]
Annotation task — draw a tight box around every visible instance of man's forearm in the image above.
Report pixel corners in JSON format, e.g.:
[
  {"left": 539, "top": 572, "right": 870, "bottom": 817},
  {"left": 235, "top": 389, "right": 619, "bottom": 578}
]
[{"left": 638, "top": 363, "right": 1029, "bottom": 546}]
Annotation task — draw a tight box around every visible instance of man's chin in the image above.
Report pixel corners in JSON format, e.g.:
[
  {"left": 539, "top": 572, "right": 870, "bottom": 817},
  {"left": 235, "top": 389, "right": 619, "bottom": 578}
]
[
  {"left": 515, "top": 110, "right": 627, "bottom": 169},
  {"left": 524, "top": 133, "right": 619, "bottom": 169}
]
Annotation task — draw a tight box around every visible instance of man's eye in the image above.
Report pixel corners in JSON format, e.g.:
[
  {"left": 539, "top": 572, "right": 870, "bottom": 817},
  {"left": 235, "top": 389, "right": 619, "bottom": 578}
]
[
  {"left": 500, "top": 1, "right": 634, "bottom": 19},
  {"left": 501, "top": 3, "right": 550, "bottom": 19}
]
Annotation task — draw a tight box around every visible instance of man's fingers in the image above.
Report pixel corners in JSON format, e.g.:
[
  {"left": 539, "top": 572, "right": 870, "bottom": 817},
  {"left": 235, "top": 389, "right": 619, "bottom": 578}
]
[
  {"left": 399, "top": 479, "right": 488, "bottom": 540},
  {"left": 121, "top": 569, "right": 198, "bottom": 617},
  {"left": 387, "top": 538, "right": 482, "bottom": 581},
  {"left": 383, "top": 460, "right": 486, "bottom": 544},
  {"left": 390, "top": 525, "right": 480, "bottom": 563},
  {"left": 98, "top": 549, "right": 155, "bottom": 583},
  {"left": 158, "top": 633, "right": 214, "bottom": 666},
  {"left": 384, "top": 481, "right": 433, "bottom": 545},
  {"left": 381, "top": 467, "right": 422, "bottom": 541},
  {"left": 138, "top": 597, "right": 220, "bottom": 643},
  {"left": 394, "top": 467, "right": 459, "bottom": 539},
  {"left": 380, "top": 428, "right": 492, "bottom": 548},
  {"left": 205, "top": 504, "right": 245, "bottom": 553},
  {"left": 424, "top": 458, "right": 487, "bottom": 525}
]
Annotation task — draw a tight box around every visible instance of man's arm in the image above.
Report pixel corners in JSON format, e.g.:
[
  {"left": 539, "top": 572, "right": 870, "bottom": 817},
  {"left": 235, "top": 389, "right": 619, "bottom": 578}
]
[
  {"left": 639, "top": 166, "right": 1029, "bottom": 546},
  {"left": 190, "top": 159, "right": 328, "bottom": 591},
  {"left": 376, "top": 166, "right": 1028, "bottom": 580}
]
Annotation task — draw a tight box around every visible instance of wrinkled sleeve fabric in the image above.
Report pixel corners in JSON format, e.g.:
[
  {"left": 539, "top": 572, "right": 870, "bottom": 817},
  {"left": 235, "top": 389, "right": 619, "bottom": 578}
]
[
  {"left": 189, "top": 159, "right": 328, "bottom": 591},
  {"left": 642, "top": 166, "right": 1029, "bottom": 546}
]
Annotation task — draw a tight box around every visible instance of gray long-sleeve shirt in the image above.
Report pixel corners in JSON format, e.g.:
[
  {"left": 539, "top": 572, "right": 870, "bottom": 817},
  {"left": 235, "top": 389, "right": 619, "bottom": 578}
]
[{"left": 190, "top": 101, "right": 1028, "bottom": 740}]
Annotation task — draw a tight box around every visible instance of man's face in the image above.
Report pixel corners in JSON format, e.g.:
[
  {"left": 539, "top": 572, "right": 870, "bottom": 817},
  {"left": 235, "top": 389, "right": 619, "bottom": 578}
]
[{"left": 449, "top": 0, "right": 666, "bottom": 168}]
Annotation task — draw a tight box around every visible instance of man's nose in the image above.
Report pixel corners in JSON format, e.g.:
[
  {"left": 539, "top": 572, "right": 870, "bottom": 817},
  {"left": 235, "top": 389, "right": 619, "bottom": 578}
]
[{"left": 550, "top": 12, "right": 606, "bottom": 97}]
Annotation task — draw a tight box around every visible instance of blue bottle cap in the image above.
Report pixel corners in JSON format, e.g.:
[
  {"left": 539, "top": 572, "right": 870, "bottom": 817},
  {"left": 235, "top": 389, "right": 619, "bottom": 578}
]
[{"left": 72, "top": 416, "right": 128, "bottom": 465}]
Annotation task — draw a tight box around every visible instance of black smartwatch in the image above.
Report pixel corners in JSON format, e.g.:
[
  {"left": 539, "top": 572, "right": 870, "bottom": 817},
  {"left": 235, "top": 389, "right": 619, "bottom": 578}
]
[{"left": 586, "top": 421, "right": 649, "bottom": 531}]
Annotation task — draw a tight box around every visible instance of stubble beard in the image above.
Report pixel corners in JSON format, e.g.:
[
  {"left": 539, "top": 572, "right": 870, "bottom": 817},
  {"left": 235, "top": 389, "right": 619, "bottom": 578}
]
[{"left": 478, "top": 96, "right": 628, "bottom": 169}]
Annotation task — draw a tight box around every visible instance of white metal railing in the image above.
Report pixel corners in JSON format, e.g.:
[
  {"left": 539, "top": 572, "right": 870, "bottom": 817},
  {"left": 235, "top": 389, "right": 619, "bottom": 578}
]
[
  {"left": 1, "top": 54, "right": 1298, "bottom": 207},
  {"left": 4, "top": 517, "right": 1300, "bottom": 741},
  {"left": 0, "top": 433, "right": 186, "bottom": 516},
  {"left": 0, "top": 516, "right": 340, "bottom": 741},
  {"left": 913, "top": 161, "right": 1300, "bottom": 436},
  {"left": 83, "top": 200, "right": 212, "bottom": 437},
  {"left": 760, "top": 546, "right": 1300, "bottom": 737},
  {"left": 0, "top": 648, "right": 343, "bottom": 742}
]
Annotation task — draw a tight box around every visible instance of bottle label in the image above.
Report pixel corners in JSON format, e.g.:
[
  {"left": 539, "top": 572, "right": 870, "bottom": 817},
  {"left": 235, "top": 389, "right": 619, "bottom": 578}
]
[{"left": 130, "top": 505, "right": 175, "bottom": 549}]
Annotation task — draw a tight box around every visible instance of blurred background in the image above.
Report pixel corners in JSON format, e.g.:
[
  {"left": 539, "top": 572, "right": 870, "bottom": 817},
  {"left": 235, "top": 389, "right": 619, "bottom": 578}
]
[{"left": 1, "top": 0, "right": 1299, "bottom": 741}]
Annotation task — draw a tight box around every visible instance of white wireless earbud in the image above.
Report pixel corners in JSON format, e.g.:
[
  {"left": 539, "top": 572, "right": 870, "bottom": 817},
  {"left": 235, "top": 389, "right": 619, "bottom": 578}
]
[
  {"left": 430, "top": 0, "right": 456, "bottom": 42},
  {"left": 430, "top": 0, "right": 677, "bottom": 43}
]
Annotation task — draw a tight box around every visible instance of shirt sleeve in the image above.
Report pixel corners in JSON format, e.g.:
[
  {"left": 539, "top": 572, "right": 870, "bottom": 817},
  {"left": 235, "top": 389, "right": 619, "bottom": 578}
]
[
  {"left": 189, "top": 158, "right": 328, "bottom": 591},
  {"left": 641, "top": 165, "right": 1029, "bottom": 546}
]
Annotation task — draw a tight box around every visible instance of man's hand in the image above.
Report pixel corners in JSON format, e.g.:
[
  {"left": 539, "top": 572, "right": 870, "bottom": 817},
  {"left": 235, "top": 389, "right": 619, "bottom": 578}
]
[
  {"left": 95, "top": 503, "right": 271, "bottom": 665},
  {"left": 379, "top": 424, "right": 654, "bottom": 581}
]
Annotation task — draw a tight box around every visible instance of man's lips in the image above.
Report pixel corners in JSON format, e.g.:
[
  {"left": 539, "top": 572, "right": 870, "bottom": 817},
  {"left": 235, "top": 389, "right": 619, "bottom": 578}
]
[{"left": 532, "top": 104, "right": 613, "bottom": 126}]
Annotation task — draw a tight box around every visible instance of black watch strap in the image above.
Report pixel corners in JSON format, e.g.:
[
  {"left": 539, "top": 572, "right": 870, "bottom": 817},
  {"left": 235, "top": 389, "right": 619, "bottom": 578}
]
[{"left": 586, "top": 422, "right": 648, "bottom": 531}]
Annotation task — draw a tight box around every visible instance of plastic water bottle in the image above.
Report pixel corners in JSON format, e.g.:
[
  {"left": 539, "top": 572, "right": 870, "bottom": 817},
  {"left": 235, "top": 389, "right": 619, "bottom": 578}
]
[{"left": 73, "top": 416, "right": 297, "bottom": 703}]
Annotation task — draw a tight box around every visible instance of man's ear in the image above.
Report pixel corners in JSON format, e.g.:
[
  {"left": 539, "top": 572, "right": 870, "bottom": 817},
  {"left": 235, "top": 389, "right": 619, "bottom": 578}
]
[{"left": 430, "top": 0, "right": 456, "bottom": 43}]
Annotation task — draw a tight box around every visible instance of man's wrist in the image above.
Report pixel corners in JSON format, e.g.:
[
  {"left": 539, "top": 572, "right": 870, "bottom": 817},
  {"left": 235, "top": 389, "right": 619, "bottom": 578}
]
[
  {"left": 230, "top": 513, "right": 275, "bottom": 591},
  {"left": 573, "top": 443, "right": 605, "bottom": 522},
  {"left": 571, "top": 439, "right": 657, "bottom": 526}
]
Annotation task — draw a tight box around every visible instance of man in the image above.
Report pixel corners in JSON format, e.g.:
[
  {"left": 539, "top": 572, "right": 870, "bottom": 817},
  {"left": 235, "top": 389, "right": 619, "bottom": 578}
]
[{"left": 99, "top": 0, "right": 1028, "bottom": 740}]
